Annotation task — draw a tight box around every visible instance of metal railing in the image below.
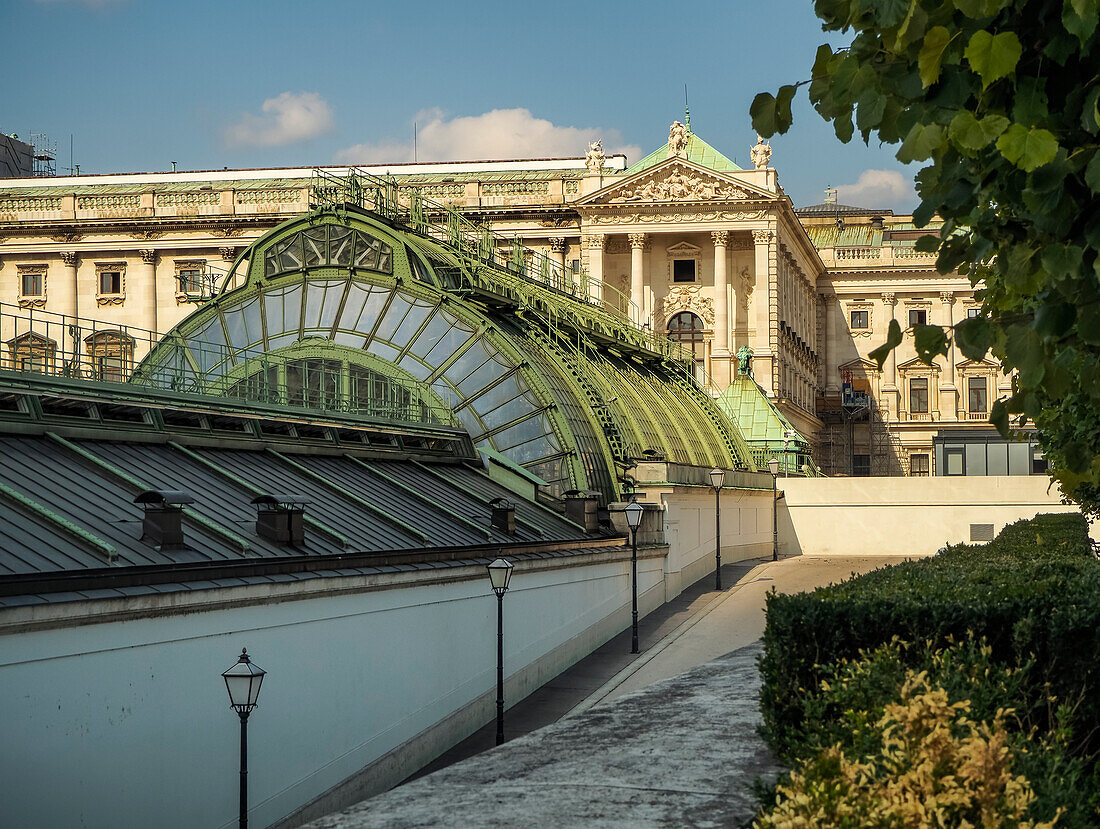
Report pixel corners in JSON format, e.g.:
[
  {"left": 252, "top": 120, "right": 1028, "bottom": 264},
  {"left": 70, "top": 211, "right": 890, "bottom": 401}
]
[
  {"left": 748, "top": 446, "right": 821, "bottom": 477},
  {"left": 0, "top": 302, "right": 457, "bottom": 427}
]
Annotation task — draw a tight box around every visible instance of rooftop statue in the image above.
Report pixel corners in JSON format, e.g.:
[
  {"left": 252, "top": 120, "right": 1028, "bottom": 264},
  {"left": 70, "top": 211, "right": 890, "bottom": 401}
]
[
  {"left": 750, "top": 135, "right": 772, "bottom": 170},
  {"left": 585, "top": 139, "right": 605, "bottom": 173},
  {"left": 667, "top": 121, "right": 688, "bottom": 158},
  {"left": 736, "top": 345, "right": 754, "bottom": 376}
]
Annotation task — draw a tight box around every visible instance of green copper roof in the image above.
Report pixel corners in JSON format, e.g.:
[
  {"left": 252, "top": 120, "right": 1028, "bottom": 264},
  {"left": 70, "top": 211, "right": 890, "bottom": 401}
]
[
  {"left": 716, "top": 374, "right": 805, "bottom": 447},
  {"left": 623, "top": 130, "right": 742, "bottom": 176}
]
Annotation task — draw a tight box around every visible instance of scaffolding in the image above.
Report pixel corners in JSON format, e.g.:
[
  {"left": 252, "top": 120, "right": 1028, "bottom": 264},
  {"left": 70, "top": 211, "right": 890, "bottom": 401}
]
[{"left": 29, "top": 134, "right": 56, "bottom": 177}]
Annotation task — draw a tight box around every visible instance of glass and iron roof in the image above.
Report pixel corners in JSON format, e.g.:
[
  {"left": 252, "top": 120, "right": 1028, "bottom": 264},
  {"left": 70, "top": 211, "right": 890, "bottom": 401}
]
[{"left": 135, "top": 191, "right": 754, "bottom": 502}]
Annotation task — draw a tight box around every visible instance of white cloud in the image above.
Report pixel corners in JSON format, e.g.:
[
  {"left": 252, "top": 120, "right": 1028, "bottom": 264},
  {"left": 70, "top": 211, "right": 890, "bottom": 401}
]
[
  {"left": 226, "top": 92, "right": 334, "bottom": 148},
  {"left": 335, "top": 108, "right": 642, "bottom": 165},
  {"left": 835, "top": 169, "right": 916, "bottom": 210}
]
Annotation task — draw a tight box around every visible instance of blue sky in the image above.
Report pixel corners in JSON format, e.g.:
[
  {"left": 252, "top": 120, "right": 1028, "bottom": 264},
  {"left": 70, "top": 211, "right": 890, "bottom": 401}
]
[{"left": 1, "top": 0, "right": 919, "bottom": 210}]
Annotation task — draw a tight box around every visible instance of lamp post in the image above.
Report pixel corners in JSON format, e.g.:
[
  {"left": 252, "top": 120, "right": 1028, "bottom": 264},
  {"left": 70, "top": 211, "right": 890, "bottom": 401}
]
[
  {"left": 768, "top": 457, "right": 780, "bottom": 562},
  {"left": 487, "top": 557, "right": 514, "bottom": 746},
  {"left": 624, "top": 498, "right": 644, "bottom": 654},
  {"left": 710, "top": 467, "right": 725, "bottom": 590},
  {"left": 222, "top": 648, "right": 266, "bottom": 829}
]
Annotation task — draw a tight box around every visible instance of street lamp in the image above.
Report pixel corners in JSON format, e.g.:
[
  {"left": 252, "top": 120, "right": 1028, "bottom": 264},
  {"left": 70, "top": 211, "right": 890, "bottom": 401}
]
[
  {"left": 222, "top": 648, "right": 266, "bottom": 829},
  {"left": 768, "top": 457, "right": 780, "bottom": 562},
  {"left": 710, "top": 467, "right": 725, "bottom": 590},
  {"left": 624, "top": 498, "right": 644, "bottom": 654},
  {"left": 487, "top": 557, "right": 514, "bottom": 746}
]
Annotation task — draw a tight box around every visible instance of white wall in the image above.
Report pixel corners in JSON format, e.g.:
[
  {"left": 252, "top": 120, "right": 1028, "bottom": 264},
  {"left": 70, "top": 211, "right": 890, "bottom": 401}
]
[
  {"left": 659, "top": 487, "right": 775, "bottom": 596},
  {"left": 0, "top": 550, "right": 667, "bottom": 829},
  {"left": 778, "top": 475, "right": 1085, "bottom": 557}
]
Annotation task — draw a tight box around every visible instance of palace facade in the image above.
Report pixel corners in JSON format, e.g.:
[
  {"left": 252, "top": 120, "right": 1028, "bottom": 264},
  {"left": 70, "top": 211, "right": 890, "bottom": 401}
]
[{"left": 0, "top": 121, "right": 1023, "bottom": 477}]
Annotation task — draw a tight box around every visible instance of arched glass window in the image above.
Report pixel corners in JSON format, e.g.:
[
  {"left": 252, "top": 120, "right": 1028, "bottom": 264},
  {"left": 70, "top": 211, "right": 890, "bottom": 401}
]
[
  {"left": 85, "top": 331, "right": 135, "bottom": 382},
  {"left": 667, "top": 310, "right": 706, "bottom": 361}
]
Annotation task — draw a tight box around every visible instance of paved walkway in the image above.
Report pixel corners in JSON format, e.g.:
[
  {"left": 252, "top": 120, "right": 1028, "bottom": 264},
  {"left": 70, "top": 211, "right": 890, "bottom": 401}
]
[{"left": 304, "top": 555, "right": 898, "bottom": 828}]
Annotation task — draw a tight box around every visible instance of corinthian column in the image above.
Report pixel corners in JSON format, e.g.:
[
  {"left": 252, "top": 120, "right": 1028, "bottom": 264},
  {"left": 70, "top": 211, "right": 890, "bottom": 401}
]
[
  {"left": 711, "top": 231, "right": 729, "bottom": 354},
  {"left": 881, "top": 292, "right": 898, "bottom": 389},
  {"left": 941, "top": 291, "right": 957, "bottom": 419},
  {"left": 586, "top": 234, "right": 605, "bottom": 303},
  {"left": 57, "top": 251, "right": 80, "bottom": 359},
  {"left": 137, "top": 249, "right": 159, "bottom": 335},
  {"left": 548, "top": 237, "right": 567, "bottom": 282},
  {"left": 628, "top": 232, "right": 647, "bottom": 323}
]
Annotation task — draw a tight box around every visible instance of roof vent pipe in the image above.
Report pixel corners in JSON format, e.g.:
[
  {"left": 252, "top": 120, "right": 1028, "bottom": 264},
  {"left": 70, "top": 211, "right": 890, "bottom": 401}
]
[
  {"left": 563, "top": 490, "right": 600, "bottom": 532},
  {"left": 251, "top": 494, "right": 310, "bottom": 546},
  {"left": 489, "top": 497, "right": 517, "bottom": 535},
  {"left": 134, "top": 490, "right": 195, "bottom": 549}
]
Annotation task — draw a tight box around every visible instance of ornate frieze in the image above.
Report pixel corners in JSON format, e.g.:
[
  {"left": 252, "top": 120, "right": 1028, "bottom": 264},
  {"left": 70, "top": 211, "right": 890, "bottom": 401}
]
[
  {"left": 655, "top": 285, "right": 715, "bottom": 329},
  {"left": 588, "top": 210, "right": 767, "bottom": 225},
  {"left": 608, "top": 166, "right": 751, "bottom": 203},
  {"left": 129, "top": 230, "right": 164, "bottom": 241}
]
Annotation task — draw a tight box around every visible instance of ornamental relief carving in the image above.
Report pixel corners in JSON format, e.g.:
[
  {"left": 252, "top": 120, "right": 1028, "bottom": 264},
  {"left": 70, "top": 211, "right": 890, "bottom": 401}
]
[
  {"left": 588, "top": 210, "right": 767, "bottom": 225},
  {"left": 655, "top": 285, "right": 715, "bottom": 329},
  {"left": 738, "top": 266, "right": 754, "bottom": 310},
  {"left": 608, "top": 164, "right": 751, "bottom": 204},
  {"left": 17, "top": 298, "right": 47, "bottom": 309}
]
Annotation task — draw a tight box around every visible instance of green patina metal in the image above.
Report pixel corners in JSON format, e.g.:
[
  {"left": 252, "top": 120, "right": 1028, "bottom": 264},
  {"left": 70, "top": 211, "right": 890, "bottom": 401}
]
[
  {"left": 715, "top": 374, "right": 815, "bottom": 475},
  {"left": 0, "top": 478, "right": 117, "bottom": 561},
  {"left": 623, "top": 129, "right": 742, "bottom": 177},
  {"left": 134, "top": 186, "right": 753, "bottom": 503},
  {"left": 45, "top": 432, "right": 253, "bottom": 552}
]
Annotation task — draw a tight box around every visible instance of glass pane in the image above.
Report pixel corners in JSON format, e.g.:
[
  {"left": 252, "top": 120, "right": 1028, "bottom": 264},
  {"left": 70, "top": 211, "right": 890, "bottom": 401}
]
[
  {"left": 387, "top": 301, "right": 432, "bottom": 349},
  {"left": 987, "top": 442, "right": 1008, "bottom": 475},
  {"left": 303, "top": 228, "right": 327, "bottom": 267},
  {"left": 493, "top": 414, "right": 553, "bottom": 451},
  {"left": 443, "top": 339, "right": 493, "bottom": 387},
  {"left": 479, "top": 392, "right": 538, "bottom": 431},
  {"left": 330, "top": 227, "right": 353, "bottom": 266},
  {"left": 965, "top": 443, "right": 986, "bottom": 475},
  {"left": 1008, "top": 440, "right": 1030, "bottom": 475},
  {"left": 397, "top": 353, "right": 433, "bottom": 380},
  {"left": 457, "top": 354, "right": 510, "bottom": 396},
  {"left": 374, "top": 295, "right": 412, "bottom": 342},
  {"left": 407, "top": 312, "right": 453, "bottom": 358},
  {"left": 473, "top": 373, "right": 522, "bottom": 411},
  {"left": 278, "top": 233, "right": 303, "bottom": 272}
]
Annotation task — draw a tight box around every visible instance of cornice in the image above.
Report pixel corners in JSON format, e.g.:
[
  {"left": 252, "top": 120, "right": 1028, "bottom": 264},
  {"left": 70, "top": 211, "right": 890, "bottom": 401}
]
[{"left": 0, "top": 215, "right": 281, "bottom": 238}]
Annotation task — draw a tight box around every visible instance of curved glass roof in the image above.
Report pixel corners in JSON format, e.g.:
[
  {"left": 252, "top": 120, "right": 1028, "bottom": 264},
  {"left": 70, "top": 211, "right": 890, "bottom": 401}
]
[{"left": 134, "top": 205, "right": 753, "bottom": 502}]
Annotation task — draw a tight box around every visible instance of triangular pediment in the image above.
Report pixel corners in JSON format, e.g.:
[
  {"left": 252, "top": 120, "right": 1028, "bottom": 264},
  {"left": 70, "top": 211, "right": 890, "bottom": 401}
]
[
  {"left": 897, "top": 357, "right": 942, "bottom": 372},
  {"left": 839, "top": 357, "right": 881, "bottom": 375},
  {"left": 576, "top": 158, "right": 774, "bottom": 208},
  {"left": 666, "top": 241, "right": 702, "bottom": 256},
  {"left": 957, "top": 358, "right": 998, "bottom": 370}
]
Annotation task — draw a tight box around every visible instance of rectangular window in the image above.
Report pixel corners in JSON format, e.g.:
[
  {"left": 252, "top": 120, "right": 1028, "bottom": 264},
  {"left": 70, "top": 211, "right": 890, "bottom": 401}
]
[
  {"left": 178, "top": 268, "right": 203, "bottom": 293},
  {"left": 909, "top": 453, "right": 930, "bottom": 476},
  {"left": 909, "top": 377, "right": 929, "bottom": 413},
  {"left": 850, "top": 309, "right": 869, "bottom": 329},
  {"left": 672, "top": 259, "right": 696, "bottom": 282},
  {"left": 852, "top": 454, "right": 871, "bottom": 476},
  {"left": 909, "top": 308, "right": 927, "bottom": 327},
  {"left": 99, "top": 270, "right": 122, "bottom": 294},
  {"left": 945, "top": 447, "right": 965, "bottom": 475},
  {"left": 20, "top": 271, "right": 43, "bottom": 297},
  {"left": 967, "top": 308, "right": 981, "bottom": 318},
  {"left": 968, "top": 376, "right": 988, "bottom": 413}
]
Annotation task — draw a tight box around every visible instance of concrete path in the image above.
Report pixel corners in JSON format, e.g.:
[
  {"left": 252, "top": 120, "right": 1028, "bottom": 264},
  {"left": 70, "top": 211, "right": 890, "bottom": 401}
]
[{"left": 303, "top": 555, "right": 899, "bottom": 828}]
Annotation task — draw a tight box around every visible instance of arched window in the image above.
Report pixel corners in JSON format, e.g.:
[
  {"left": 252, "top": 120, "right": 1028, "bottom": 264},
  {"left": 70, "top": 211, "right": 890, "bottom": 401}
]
[
  {"left": 667, "top": 310, "right": 706, "bottom": 361},
  {"left": 7, "top": 332, "right": 56, "bottom": 374},
  {"left": 85, "top": 331, "right": 135, "bottom": 382}
]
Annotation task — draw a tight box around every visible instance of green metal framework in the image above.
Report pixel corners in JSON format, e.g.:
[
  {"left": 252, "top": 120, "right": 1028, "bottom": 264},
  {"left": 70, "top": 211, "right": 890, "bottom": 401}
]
[{"left": 136, "top": 188, "right": 754, "bottom": 502}]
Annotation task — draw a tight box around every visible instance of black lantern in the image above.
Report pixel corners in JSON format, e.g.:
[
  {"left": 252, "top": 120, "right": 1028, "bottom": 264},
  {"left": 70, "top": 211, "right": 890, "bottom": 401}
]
[
  {"left": 487, "top": 558, "right": 513, "bottom": 744},
  {"left": 624, "top": 498, "right": 644, "bottom": 653},
  {"left": 222, "top": 649, "right": 265, "bottom": 829},
  {"left": 768, "top": 458, "right": 780, "bottom": 562},
  {"left": 710, "top": 467, "right": 725, "bottom": 590}
]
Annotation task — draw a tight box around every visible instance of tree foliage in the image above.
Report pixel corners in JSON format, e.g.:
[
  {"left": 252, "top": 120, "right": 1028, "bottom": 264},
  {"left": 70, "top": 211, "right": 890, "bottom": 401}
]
[{"left": 752, "top": 0, "right": 1100, "bottom": 512}]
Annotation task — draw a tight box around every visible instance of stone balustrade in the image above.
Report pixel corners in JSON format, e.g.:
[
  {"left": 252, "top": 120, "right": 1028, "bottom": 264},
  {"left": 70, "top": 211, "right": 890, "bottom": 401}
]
[{"left": 819, "top": 245, "right": 938, "bottom": 269}]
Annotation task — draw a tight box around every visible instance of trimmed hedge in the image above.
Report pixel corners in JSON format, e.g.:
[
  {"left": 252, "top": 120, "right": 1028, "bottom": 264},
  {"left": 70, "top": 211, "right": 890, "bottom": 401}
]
[{"left": 760, "top": 513, "right": 1100, "bottom": 762}]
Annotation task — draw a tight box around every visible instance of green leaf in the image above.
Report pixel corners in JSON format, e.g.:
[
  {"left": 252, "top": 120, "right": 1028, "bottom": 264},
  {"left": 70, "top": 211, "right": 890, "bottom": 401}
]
[
  {"left": 996, "top": 124, "right": 1059, "bottom": 172},
  {"left": 750, "top": 92, "right": 780, "bottom": 138},
  {"left": 856, "top": 87, "right": 886, "bottom": 133},
  {"left": 955, "top": 315, "right": 993, "bottom": 360},
  {"left": 1013, "top": 77, "right": 1049, "bottom": 126},
  {"left": 1082, "top": 86, "right": 1100, "bottom": 134},
  {"left": 964, "top": 29, "right": 1023, "bottom": 88},
  {"left": 990, "top": 398, "right": 1010, "bottom": 436},
  {"left": 1077, "top": 304, "right": 1100, "bottom": 345},
  {"left": 1086, "top": 151, "right": 1100, "bottom": 194},
  {"left": 897, "top": 122, "right": 945, "bottom": 163},
  {"left": 1034, "top": 302, "right": 1076, "bottom": 339},
  {"left": 947, "top": 111, "right": 1010, "bottom": 153},
  {"left": 1041, "top": 243, "right": 1085, "bottom": 280},
  {"left": 868, "top": 319, "right": 903, "bottom": 370},
  {"left": 1063, "top": 0, "right": 1099, "bottom": 43},
  {"left": 750, "top": 87, "right": 797, "bottom": 138},
  {"left": 1004, "top": 325, "right": 1046, "bottom": 386},
  {"left": 915, "top": 234, "right": 941, "bottom": 253},
  {"left": 919, "top": 26, "right": 952, "bottom": 88},
  {"left": 913, "top": 323, "right": 950, "bottom": 364},
  {"left": 833, "top": 111, "right": 854, "bottom": 143},
  {"left": 874, "top": 0, "right": 910, "bottom": 27}
]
